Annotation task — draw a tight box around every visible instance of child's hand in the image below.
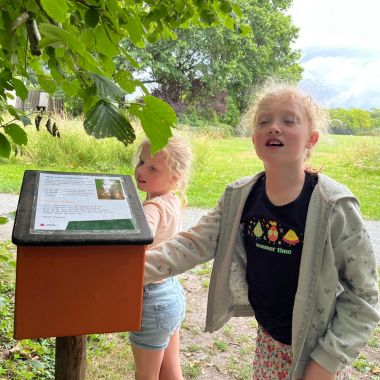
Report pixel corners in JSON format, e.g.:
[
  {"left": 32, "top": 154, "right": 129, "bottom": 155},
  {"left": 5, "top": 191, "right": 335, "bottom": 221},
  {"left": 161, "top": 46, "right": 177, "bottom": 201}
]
[{"left": 302, "top": 359, "right": 336, "bottom": 380}]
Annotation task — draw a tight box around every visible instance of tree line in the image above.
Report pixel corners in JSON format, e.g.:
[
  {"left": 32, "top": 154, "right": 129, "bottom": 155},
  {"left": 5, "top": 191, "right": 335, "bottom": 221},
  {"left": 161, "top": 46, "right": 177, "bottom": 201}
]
[
  {"left": 0, "top": 0, "right": 303, "bottom": 158},
  {"left": 329, "top": 108, "right": 380, "bottom": 135}
]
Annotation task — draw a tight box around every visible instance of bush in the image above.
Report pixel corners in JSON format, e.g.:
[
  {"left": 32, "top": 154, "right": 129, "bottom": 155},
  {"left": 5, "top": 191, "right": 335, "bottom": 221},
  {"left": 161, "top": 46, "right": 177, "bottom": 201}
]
[{"left": 220, "top": 96, "right": 241, "bottom": 132}]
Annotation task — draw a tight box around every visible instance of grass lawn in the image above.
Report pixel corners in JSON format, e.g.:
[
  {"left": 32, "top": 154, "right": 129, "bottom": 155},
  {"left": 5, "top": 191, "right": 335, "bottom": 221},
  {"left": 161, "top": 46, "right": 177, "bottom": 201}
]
[{"left": 0, "top": 130, "right": 379, "bottom": 219}]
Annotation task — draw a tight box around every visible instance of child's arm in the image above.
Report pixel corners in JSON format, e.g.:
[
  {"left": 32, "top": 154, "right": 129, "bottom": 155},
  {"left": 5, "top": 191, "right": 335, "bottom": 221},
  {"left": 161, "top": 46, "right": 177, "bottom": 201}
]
[
  {"left": 144, "top": 198, "right": 223, "bottom": 284},
  {"left": 310, "top": 198, "right": 379, "bottom": 373}
]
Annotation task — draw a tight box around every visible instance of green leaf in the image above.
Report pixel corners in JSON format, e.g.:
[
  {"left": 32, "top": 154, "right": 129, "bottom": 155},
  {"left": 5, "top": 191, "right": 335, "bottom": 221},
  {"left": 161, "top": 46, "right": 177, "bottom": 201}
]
[
  {"left": 175, "top": 0, "right": 185, "bottom": 12},
  {"left": 38, "top": 37, "right": 65, "bottom": 50},
  {"left": 85, "top": 8, "right": 100, "bottom": 28},
  {"left": 19, "top": 116, "right": 32, "bottom": 127},
  {"left": 40, "top": 0, "right": 68, "bottom": 23},
  {"left": 114, "top": 71, "right": 137, "bottom": 94},
  {"left": 134, "top": 80, "right": 149, "bottom": 95},
  {"left": 200, "top": 9, "right": 216, "bottom": 25},
  {"left": 0, "top": 132, "right": 11, "bottom": 158},
  {"left": 147, "top": 31, "right": 159, "bottom": 43},
  {"left": 232, "top": 4, "right": 242, "bottom": 18},
  {"left": 11, "top": 78, "right": 28, "bottom": 101},
  {"left": 84, "top": 100, "right": 135, "bottom": 146},
  {"left": 119, "top": 48, "right": 140, "bottom": 68},
  {"left": 99, "top": 55, "right": 116, "bottom": 76},
  {"left": 83, "top": 94, "right": 99, "bottom": 114},
  {"left": 224, "top": 15, "right": 234, "bottom": 30},
  {"left": 39, "top": 24, "right": 103, "bottom": 75},
  {"left": 126, "top": 15, "right": 143, "bottom": 44},
  {"left": 129, "top": 95, "right": 174, "bottom": 153},
  {"left": 80, "top": 29, "right": 96, "bottom": 49},
  {"left": 38, "top": 76, "right": 57, "bottom": 95},
  {"left": 0, "top": 217, "right": 8, "bottom": 225},
  {"left": 220, "top": 1, "right": 232, "bottom": 14},
  {"left": 4, "top": 123, "right": 28, "bottom": 146},
  {"left": 95, "top": 25, "right": 119, "bottom": 57},
  {"left": 0, "top": 68, "right": 12, "bottom": 81},
  {"left": 91, "top": 73, "right": 126, "bottom": 99},
  {"left": 239, "top": 24, "right": 252, "bottom": 36},
  {"left": 6, "top": 105, "right": 19, "bottom": 118}
]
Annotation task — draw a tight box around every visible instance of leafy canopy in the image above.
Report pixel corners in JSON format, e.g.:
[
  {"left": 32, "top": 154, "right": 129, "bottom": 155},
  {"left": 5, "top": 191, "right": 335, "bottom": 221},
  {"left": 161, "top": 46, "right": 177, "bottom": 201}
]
[
  {"left": 0, "top": 0, "right": 244, "bottom": 157},
  {"left": 124, "top": 0, "right": 302, "bottom": 128}
]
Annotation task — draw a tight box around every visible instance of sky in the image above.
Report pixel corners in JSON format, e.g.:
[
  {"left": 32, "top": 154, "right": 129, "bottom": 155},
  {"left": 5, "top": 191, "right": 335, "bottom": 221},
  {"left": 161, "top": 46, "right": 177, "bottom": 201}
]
[{"left": 289, "top": 0, "right": 380, "bottom": 109}]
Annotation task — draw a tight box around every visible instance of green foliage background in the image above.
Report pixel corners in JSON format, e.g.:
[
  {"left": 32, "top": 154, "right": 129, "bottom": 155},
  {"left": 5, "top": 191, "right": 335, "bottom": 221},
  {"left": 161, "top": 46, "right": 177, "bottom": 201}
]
[{"left": 0, "top": 0, "right": 249, "bottom": 157}]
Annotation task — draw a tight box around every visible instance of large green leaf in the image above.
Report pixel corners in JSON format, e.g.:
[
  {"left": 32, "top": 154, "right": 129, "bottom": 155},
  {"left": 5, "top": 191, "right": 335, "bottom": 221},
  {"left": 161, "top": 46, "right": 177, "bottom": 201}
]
[
  {"left": 38, "top": 76, "right": 57, "bottom": 95},
  {"left": 129, "top": 95, "right": 175, "bottom": 153},
  {"left": 126, "top": 15, "right": 144, "bottom": 45},
  {"left": 41, "top": 0, "right": 68, "bottom": 23},
  {"left": 39, "top": 24, "right": 103, "bottom": 75},
  {"left": 0, "top": 132, "right": 11, "bottom": 158},
  {"left": 61, "top": 79, "right": 82, "bottom": 97},
  {"left": 11, "top": 78, "right": 28, "bottom": 101},
  {"left": 4, "top": 123, "right": 28, "bottom": 146},
  {"left": 91, "top": 73, "right": 126, "bottom": 99},
  {"left": 84, "top": 100, "right": 135, "bottom": 145},
  {"left": 95, "top": 25, "right": 119, "bottom": 58}
]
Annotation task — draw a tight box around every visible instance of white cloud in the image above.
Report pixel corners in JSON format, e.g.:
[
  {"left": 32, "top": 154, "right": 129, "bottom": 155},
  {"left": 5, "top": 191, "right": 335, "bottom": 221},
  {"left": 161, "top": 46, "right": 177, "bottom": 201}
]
[
  {"left": 290, "top": 0, "right": 380, "bottom": 50},
  {"left": 299, "top": 54, "right": 380, "bottom": 109},
  {"left": 290, "top": 0, "right": 380, "bottom": 109}
]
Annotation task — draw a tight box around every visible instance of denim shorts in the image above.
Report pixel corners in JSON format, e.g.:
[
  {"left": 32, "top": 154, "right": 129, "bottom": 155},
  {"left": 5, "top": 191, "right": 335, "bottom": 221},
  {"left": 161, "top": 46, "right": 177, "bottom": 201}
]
[{"left": 129, "top": 277, "right": 185, "bottom": 350}]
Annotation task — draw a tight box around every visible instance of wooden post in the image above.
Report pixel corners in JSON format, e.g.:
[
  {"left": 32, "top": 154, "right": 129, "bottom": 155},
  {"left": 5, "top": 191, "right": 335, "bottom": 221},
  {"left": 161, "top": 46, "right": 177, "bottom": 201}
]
[{"left": 55, "top": 336, "right": 86, "bottom": 380}]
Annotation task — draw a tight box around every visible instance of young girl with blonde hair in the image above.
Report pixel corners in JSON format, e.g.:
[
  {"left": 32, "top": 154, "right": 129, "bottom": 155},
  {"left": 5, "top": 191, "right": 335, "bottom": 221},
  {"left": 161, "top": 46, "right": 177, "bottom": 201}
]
[
  {"left": 129, "top": 136, "right": 191, "bottom": 380},
  {"left": 143, "top": 81, "right": 379, "bottom": 379}
]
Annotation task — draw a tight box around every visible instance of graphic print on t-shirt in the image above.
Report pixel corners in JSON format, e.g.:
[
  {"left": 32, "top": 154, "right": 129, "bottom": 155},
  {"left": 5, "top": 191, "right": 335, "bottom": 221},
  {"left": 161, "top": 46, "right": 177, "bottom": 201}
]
[{"left": 247, "top": 217, "right": 303, "bottom": 256}]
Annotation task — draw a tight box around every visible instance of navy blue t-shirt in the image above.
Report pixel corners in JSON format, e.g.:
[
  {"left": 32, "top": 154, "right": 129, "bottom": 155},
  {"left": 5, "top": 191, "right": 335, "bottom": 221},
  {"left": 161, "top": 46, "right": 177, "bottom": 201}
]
[{"left": 241, "top": 172, "right": 318, "bottom": 344}]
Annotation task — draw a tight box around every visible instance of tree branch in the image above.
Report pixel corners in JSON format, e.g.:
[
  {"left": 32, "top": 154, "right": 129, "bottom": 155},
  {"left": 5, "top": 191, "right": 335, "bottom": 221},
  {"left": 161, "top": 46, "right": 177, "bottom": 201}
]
[
  {"left": 70, "top": 0, "right": 101, "bottom": 9},
  {"left": 34, "top": 0, "right": 58, "bottom": 25}
]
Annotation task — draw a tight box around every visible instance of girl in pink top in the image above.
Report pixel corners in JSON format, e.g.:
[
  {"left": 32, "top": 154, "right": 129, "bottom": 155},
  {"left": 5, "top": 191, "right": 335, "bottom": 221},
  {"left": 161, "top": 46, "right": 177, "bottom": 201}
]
[{"left": 129, "top": 136, "right": 191, "bottom": 380}]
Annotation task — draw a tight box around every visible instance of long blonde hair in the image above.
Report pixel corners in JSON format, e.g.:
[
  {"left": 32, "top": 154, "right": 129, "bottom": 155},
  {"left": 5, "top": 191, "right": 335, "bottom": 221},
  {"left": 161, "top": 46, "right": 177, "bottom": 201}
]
[{"left": 135, "top": 136, "right": 192, "bottom": 208}]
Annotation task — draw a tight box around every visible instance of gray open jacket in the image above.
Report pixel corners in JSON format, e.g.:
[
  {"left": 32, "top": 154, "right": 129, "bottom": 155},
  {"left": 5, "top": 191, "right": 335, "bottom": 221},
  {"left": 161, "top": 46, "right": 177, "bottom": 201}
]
[{"left": 144, "top": 172, "right": 379, "bottom": 379}]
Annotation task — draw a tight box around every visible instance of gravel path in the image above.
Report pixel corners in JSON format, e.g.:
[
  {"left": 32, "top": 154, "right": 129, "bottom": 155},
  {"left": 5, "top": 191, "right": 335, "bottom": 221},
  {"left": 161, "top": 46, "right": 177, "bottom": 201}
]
[{"left": 1, "top": 193, "right": 379, "bottom": 265}]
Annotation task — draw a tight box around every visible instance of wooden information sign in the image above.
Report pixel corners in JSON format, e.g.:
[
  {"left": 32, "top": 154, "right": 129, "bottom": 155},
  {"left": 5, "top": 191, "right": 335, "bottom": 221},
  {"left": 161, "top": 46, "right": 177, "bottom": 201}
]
[{"left": 12, "top": 170, "right": 153, "bottom": 378}]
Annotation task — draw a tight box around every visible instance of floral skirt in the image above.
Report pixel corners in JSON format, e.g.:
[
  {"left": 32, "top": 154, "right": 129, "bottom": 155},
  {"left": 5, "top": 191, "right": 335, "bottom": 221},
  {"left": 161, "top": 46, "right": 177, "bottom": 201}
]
[{"left": 252, "top": 325, "right": 352, "bottom": 379}]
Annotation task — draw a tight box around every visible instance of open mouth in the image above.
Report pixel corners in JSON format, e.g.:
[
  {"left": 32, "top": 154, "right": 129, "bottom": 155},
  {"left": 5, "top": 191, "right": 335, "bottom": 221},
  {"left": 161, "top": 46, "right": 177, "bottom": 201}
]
[{"left": 265, "top": 138, "right": 284, "bottom": 147}]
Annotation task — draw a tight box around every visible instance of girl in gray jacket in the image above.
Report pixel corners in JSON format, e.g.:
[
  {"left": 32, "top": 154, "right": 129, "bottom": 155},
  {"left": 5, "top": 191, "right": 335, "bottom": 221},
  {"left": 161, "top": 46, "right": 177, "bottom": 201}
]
[{"left": 144, "top": 82, "right": 379, "bottom": 379}]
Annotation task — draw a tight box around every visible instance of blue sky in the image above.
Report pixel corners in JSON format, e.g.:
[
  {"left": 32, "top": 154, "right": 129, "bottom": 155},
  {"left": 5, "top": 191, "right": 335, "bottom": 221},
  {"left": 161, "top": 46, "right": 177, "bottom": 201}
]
[{"left": 289, "top": 0, "right": 380, "bottom": 109}]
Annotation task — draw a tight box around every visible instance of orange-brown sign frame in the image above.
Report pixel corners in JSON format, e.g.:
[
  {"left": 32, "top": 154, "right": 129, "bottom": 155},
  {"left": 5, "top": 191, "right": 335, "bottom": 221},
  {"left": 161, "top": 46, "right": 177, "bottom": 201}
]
[{"left": 12, "top": 170, "right": 153, "bottom": 339}]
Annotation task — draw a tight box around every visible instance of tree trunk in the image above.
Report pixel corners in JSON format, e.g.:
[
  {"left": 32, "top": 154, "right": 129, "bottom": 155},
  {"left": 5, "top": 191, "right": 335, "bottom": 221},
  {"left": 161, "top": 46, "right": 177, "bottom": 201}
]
[{"left": 55, "top": 336, "right": 86, "bottom": 380}]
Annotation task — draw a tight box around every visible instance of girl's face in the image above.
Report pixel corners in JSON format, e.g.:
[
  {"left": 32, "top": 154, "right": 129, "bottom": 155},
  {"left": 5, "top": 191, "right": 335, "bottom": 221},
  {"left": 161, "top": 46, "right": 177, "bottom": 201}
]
[
  {"left": 135, "top": 144, "right": 176, "bottom": 199},
  {"left": 252, "top": 95, "right": 319, "bottom": 168}
]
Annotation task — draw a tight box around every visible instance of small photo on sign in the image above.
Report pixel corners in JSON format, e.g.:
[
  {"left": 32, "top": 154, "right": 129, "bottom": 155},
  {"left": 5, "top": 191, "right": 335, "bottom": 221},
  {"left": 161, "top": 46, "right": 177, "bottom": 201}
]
[{"left": 95, "top": 179, "right": 125, "bottom": 200}]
